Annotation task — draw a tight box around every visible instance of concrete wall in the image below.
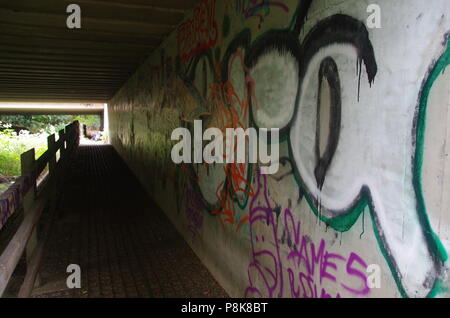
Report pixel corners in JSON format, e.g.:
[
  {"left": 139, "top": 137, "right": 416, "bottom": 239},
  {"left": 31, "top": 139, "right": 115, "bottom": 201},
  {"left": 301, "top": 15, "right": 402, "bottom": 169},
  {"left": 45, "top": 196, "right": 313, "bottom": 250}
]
[{"left": 109, "top": 0, "right": 450, "bottom": 298}]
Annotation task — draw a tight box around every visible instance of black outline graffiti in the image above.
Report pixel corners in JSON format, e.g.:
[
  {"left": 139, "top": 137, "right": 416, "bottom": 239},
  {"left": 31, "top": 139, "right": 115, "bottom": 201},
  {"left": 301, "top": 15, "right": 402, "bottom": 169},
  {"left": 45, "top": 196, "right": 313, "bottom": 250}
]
[
  {"left": 315, "top": 57, "right": 341, "bottom": 190},
  {"left": 169, "top": 1, "right": 447, "bottom": 298}
]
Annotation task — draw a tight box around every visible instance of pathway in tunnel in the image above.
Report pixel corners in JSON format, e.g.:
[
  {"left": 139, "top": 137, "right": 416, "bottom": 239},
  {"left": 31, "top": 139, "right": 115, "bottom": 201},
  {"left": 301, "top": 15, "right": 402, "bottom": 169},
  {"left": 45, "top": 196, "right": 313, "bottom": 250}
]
[{"left": 30, "top": 145, "right": 228, "bottom": 298}]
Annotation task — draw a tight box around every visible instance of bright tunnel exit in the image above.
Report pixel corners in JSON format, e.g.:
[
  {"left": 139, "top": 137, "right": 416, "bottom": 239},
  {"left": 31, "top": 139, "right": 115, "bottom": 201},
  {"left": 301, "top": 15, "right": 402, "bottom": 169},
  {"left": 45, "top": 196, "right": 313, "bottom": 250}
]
[{"left": 0, "top": 102, "right": 108, "bottom": 195}]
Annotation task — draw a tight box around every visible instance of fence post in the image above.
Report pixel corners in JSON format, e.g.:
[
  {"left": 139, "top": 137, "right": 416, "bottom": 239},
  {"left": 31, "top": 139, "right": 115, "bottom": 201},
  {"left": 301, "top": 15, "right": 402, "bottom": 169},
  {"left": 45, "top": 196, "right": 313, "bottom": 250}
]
[
  {"left": 20, "top": 149, "right": 40, "bottom": 287},
  {"left": 0, "top": 121, "right": 81, "bottom": 296},
  {"left": 74, "top": 121, "right": 80, "bottom": 148},
  {"left": 59, "top": 129, "right": 66, "bottom": 161},
  {"left": 46, "top": 133, "right": 58, "bottom": 223},
  {"left": 47, "top": 134, "right": 57, "bottom": 178},
  {"left": 21, "top": 149, "right": 35, "bottom": 190}
]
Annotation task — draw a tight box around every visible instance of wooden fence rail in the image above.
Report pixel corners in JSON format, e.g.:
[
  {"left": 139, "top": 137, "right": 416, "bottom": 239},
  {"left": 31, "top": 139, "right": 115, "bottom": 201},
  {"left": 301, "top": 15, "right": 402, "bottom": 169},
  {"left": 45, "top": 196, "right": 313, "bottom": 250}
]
[{"left": 0, "top": 121, "right": 80, "bottom": 297}]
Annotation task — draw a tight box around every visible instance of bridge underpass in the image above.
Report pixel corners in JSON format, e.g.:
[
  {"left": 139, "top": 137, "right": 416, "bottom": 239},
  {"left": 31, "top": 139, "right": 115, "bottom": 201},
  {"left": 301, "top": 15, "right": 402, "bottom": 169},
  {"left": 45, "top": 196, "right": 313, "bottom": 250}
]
[
  {"left": 1, "top": 0, "right": 450, "bottom": 300},
  {"left": 0, "top": 0, "right": 227, "bottom": 299}
]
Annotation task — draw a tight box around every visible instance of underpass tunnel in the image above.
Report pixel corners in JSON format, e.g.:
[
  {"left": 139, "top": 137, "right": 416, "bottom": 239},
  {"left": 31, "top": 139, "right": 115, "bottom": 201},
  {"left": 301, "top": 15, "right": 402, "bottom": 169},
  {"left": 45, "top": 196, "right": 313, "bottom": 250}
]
[
  {"left": 0, "top": 0, "right": 228, "bottom": 299},
  {"left": 0, "top": 0, "right": 450, "bottom": 300}
]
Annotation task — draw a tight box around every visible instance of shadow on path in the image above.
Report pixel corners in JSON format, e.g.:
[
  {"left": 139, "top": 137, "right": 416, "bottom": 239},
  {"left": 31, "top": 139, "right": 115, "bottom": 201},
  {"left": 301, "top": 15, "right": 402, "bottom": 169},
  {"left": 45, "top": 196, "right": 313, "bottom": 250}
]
[{"left": 32, "top": 145, "right": 228, "bottom": 298}]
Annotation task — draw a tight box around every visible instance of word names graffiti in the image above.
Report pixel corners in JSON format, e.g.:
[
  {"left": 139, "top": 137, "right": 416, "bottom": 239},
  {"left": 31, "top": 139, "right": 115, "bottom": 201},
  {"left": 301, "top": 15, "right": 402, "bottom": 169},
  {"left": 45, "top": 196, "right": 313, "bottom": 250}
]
[
  {"left": 284, "top": 217, "right": 371, "bottom": 298},
  {"left": 246, "top": 170, "right": 371, "bottom": 298}
]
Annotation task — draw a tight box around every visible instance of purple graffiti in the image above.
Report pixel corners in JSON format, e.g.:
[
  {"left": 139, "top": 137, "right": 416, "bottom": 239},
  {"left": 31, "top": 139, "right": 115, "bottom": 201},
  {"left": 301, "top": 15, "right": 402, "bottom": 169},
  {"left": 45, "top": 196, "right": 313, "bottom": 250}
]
[
  {"left": 246, "top": 168, "right": 284, "bottom": 298},
  {"left": 245, "top": 170, "right": 371, "bottom": 298},
  {"left": 234, "top": 0, "right": 289, "bottom": 28},
  {"left": 341, "top": 253, "right": 371, "bottom": 296},
  {"left": 185, "top": 187, "right": 204, "bottom": 237}
]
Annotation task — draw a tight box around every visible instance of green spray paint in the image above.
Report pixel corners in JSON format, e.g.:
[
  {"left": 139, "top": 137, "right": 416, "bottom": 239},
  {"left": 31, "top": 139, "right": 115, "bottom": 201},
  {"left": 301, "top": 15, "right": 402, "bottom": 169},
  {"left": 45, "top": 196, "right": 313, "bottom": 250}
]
[
  {"left": 286, "top": 39, "right": 450, "bottom": 298},
  {"left": 414, "top": 39, "right": 450, "bottom": 298}
]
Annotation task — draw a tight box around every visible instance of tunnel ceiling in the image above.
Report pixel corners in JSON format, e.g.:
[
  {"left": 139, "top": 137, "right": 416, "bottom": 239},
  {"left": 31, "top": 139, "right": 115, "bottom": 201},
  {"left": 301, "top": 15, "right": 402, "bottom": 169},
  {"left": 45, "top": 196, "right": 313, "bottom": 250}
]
[{"left": 0, "top": 0, "right": 198, "bottom": 103}]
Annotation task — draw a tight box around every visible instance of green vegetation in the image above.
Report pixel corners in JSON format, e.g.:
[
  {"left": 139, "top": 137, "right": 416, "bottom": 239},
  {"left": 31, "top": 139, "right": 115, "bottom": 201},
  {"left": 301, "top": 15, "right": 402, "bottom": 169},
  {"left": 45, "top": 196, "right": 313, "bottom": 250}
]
[
  {"left": 0, "top": 124, "right": 48, "bottom": 177},
  {"left": 0, "top": 115, "right": 101, "bottom": 182},
  {"left": 0, "top": 183, "right": 8, "bottom": 194},
  {"left": 0, "top": 114, "right": 100, "bottom": 134},
  {"left": 73, "top": 115, "right": 101, "bottom": 130},
  {"left": 0, "top": 115, "right": 102, "bottom": 196}
]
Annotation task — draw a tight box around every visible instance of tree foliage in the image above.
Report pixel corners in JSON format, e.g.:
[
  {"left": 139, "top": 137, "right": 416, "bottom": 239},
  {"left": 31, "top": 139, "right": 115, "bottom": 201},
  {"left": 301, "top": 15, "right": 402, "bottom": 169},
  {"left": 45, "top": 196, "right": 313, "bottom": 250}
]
[{"left": 0, "top": 114, "right": 100, "bottom": 133}]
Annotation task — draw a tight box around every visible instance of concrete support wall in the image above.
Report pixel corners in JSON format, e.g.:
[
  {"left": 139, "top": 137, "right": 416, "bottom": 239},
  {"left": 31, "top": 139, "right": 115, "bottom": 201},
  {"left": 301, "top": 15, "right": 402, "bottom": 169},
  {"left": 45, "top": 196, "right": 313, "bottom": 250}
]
[{"left": 109, "top": 0, "right": 450, "bottom": 298}]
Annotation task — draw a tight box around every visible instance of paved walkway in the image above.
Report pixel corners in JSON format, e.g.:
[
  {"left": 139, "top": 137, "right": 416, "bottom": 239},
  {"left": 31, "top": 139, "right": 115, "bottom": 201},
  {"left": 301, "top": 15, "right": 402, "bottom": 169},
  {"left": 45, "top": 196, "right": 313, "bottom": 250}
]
[{"left": 31, "top": 145, "right": 228, "bottom": 298}]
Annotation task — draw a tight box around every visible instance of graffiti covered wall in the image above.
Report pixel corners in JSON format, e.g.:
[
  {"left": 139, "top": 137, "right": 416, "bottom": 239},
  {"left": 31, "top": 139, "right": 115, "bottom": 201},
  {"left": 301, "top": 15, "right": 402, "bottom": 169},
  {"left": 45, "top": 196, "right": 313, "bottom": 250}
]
[{"left": 109, "top": 0, "right": 450, "bottom": 298}]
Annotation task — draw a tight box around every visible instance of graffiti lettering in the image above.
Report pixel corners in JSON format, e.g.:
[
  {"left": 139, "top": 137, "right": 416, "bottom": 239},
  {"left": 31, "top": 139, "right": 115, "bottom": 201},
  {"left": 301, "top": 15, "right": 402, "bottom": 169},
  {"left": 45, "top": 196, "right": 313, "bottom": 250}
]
[
  {"left": 246, "top": 170, "right": 370, "bottom": 298},
  {"left": 177, "top": 0, "right": 218, "bottom": 62}
]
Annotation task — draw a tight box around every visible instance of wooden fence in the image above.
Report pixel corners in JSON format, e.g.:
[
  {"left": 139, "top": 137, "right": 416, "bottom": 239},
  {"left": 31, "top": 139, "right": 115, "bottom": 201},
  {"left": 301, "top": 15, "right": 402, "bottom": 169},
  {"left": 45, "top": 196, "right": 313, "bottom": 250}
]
[{"left": 0, "top": 121, "right": 80, "bottom": 297}]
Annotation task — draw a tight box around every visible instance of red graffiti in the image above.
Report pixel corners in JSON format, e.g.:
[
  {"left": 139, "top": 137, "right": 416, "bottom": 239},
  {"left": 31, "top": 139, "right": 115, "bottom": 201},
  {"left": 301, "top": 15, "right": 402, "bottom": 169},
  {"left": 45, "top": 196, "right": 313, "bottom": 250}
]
[
  {"left": 177, "top": 0, "right": 218, "bottom": 62},
  {"left": 208, "top": 76, "right": 255, "bottom": 232}
]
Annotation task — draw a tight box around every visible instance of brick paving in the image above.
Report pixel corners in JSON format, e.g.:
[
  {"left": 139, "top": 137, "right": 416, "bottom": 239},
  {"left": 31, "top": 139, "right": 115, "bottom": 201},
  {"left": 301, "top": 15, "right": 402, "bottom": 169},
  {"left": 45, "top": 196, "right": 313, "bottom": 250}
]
[{"left": 31, "top": 145, "right": 228, "bottom": 298}]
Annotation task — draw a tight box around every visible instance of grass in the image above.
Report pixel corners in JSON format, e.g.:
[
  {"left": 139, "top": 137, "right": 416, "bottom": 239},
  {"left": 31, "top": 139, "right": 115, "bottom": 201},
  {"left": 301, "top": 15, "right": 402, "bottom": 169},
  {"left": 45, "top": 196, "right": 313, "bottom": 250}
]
[
  {"left": 0, "top": 126, "right": 48, "bottom": 177},
  {"left": 0, "top": 183, "right": 8, "bottom": 194}
]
